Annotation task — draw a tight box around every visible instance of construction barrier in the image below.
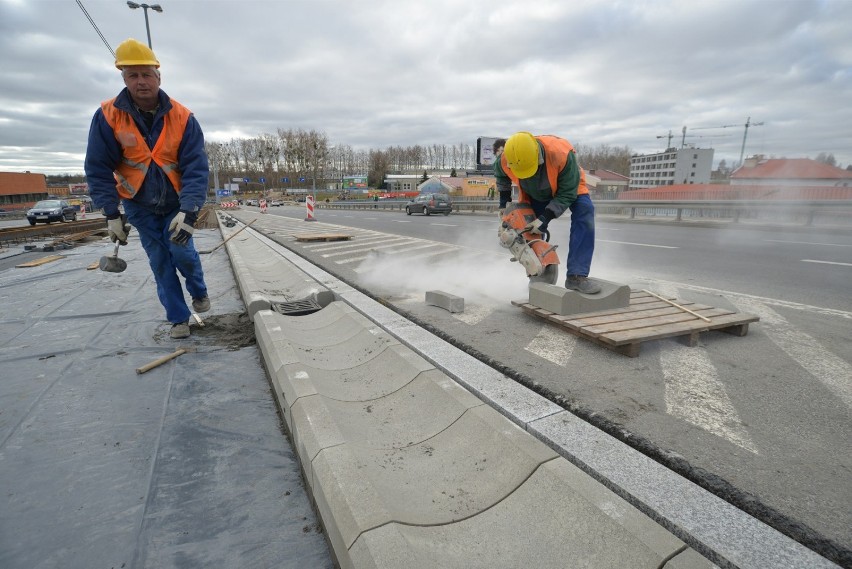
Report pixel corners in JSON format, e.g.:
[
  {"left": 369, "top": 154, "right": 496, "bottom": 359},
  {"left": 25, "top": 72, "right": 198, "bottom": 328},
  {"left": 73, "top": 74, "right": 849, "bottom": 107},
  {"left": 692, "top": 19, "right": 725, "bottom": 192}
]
[
  {"left": 304, "top": 195, "right": 317, "bottom": 221},
  {"left": 80, "top": 204, "right": 86, "bottom": 219},
  {"left": 260, "top": 199, "right": 268, "bottom": 214}
]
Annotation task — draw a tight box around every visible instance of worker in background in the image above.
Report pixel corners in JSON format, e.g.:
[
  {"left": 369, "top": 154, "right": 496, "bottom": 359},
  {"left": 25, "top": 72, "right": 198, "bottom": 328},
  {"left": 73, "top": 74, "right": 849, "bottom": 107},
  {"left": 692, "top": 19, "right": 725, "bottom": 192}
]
[
  {"left": 492, "top": 137, "right": 506, "bottom": 159},
  {"left": 85, "top": 38, "right": 211, "bottom": 339},
  {"left": 495, "top": 131, "right": 600, "bottom": 294}
]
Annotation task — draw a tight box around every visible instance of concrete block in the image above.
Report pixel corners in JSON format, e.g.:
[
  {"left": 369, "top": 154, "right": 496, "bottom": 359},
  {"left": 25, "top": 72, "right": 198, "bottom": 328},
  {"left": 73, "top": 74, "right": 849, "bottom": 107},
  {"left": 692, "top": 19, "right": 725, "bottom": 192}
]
[
  {"left": 348, "top": 459, "right": 688, "bottom": 569},
  {"left": 425, "top": 290, "right": 464, "bottom": 313},
  {"left": 529, "top": 279, "right": 630, "bottom": 316},
  {"left": 312, "top": 404, "right": 558, "bottom": 550}
]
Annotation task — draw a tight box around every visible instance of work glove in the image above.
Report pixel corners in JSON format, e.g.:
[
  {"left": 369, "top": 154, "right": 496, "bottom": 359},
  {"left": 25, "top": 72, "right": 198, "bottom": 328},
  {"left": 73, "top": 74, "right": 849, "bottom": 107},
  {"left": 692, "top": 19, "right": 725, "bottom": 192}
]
[
  {"left": 107, "top": 214, "right": 131, "bottom": 245},
  {"left": 168, "top": 210, "right": 197, "bottom": 245},
  {"left": 523, "top": 215, "right": 549, "bottom": 235}
]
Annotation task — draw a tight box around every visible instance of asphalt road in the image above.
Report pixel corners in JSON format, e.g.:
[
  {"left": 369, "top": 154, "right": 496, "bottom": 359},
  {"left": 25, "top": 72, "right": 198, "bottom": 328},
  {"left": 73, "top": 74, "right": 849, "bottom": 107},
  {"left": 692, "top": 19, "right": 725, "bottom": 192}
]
[{"left": 242, "top": 204, "right": 852, "bottom": 562}]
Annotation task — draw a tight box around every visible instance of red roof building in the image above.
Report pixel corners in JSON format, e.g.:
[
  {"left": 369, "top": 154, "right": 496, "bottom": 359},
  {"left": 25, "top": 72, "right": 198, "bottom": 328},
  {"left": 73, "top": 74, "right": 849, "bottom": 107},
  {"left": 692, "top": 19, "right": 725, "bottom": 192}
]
[
  {"left": 618, "top": 183, "right": 852, "bottom": 200},
  {"left": 587, "top": 168, "right": 629, "bottom": 196},
  {"left": 731, "top": 157, "right": 852, "bottom": 187},
  {"left": 0, "top": 171, "right": 49, "bottom": 211}
]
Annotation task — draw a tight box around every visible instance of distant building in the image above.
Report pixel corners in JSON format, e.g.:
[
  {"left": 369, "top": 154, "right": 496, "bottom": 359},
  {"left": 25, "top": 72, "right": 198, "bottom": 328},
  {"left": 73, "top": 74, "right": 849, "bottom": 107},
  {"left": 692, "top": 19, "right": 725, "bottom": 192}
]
[
  {"left": 417, "top": 176, "right": 455, "bottom": 194},
  {"left": 0, "top": 171, "right": 49, "bottom": 211},
  {"left": 384, "top": 174, "right": 422, "bottom": 193},
  {"left": 731, "top": 157, "right": 852, "bottom": 187},
  {"left": 587, "top": 169, "right": 629, "bottom": 199},
  {"left": 629, "top": 147, "right": 714, "bottom": 190}
]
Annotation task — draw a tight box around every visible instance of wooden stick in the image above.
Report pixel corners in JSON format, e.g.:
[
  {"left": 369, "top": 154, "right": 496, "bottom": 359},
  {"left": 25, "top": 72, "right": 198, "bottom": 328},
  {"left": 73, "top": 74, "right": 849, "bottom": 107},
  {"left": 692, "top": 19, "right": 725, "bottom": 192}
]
[
  {"left": 201, "top": 219, "right": 257, "bottom": 254},
  {"left": 136, "top": 348, "right": 187, "bottom": 375},
  {"left": 641, "top": 289, "right": 712, "bottom": 322}
]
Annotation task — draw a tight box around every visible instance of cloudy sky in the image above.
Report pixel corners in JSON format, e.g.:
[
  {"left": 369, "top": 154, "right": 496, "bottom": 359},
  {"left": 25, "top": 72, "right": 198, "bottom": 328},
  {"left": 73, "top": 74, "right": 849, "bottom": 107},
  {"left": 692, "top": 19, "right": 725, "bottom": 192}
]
[{"left": 1, "top": 0, "right": 850, "bottom": 176}]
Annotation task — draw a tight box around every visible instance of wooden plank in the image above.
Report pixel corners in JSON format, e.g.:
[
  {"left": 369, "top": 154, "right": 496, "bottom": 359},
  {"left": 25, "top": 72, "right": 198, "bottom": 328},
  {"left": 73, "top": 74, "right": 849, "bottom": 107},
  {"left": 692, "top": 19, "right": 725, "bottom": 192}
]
[
  {"left": 584, "top": 307, "right": 731, "bottom": 336},
  {"left": 544, "top": 294, "right": 682, "bottom": 322},
  {"left": 16, "top": 255, "right": 64, "bottom": 267},
  {"left": 564, "top": 303, "right": 713, "bottom": 327}
]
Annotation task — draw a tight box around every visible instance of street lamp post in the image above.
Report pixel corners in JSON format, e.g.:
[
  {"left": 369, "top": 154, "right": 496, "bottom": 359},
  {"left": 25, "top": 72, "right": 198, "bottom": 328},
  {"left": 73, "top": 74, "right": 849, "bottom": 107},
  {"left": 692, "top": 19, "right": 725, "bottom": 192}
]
[{"left": 126, "top": 2, "right": 163, "bottom": 49}]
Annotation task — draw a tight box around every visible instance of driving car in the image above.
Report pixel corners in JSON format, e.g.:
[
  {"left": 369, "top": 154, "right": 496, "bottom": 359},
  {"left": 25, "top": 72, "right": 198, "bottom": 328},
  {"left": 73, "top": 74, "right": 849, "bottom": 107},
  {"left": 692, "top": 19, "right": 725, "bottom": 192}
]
[
  {"left": 405, "top": 193, "right": 452, "bottom": 216},
  {"left": 26, "top": 199, "right": 77, "bottom": 225}
]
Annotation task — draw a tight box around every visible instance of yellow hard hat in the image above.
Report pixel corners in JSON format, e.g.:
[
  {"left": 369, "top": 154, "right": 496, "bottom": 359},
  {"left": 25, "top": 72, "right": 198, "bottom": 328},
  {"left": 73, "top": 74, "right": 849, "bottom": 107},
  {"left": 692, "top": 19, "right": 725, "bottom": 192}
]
[
  {"left": 503, "top": 132, "right": 540, "bottom": 179},
  {"left": 114, "top": 38, "right": 160, "bottom": 69}
]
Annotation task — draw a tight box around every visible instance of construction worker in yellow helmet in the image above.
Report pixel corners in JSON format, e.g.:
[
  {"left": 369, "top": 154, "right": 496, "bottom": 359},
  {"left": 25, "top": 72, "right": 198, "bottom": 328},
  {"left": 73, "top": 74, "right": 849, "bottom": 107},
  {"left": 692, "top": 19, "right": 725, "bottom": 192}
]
[
  {"left": 85, "top": 38, "right": 211, "bottom": 339},
  {"left": 496, "top": 132, "right": 600, "bottom": 294}
]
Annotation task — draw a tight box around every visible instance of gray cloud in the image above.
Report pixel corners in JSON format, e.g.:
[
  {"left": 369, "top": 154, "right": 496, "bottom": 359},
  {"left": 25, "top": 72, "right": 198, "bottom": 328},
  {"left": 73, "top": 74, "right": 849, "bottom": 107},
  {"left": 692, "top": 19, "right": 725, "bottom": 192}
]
[{"left": 1, "top": 0, "right": 850, "bottom": 175}]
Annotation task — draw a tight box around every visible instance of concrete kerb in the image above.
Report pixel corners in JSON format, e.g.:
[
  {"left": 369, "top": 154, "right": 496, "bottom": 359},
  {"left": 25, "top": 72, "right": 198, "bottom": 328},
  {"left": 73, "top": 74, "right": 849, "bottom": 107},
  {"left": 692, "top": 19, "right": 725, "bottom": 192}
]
[
  {"left": 225, "top": 224, "right": 719, "bottom": 569},
  {"left": 230, "top": 218, "right": 840, "bottom": 569},
  {"left": 252, "top": 305, "right": 703, "bottom": 569},
  {"left": 219, "top": 216, "right": 333, "bottom": 320}
]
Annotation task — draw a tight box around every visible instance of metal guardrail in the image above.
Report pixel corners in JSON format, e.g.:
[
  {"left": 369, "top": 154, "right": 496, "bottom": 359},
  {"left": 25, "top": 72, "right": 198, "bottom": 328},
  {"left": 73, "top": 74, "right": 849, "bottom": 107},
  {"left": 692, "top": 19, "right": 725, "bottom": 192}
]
[{"left": 317, "top": 199, "right": 852, "bottom": 227}]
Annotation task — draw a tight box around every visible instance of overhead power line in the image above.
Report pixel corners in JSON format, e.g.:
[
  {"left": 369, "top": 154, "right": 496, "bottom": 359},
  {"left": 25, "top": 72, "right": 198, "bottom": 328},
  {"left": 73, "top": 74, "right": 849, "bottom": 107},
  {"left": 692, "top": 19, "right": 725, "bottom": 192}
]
[{"left": 76, "top": 0, "right": 115, "bottom": 58}]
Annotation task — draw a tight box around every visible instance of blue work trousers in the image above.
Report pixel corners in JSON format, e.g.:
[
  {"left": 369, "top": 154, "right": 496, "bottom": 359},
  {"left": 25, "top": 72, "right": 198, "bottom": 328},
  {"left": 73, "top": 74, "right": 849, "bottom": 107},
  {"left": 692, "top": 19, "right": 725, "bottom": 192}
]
[
  {"left": 528, "top": 193, "right": 595, "bottom": 277},
  {"left": 123, "top": 201, "right": 208, "bottom": 324}
]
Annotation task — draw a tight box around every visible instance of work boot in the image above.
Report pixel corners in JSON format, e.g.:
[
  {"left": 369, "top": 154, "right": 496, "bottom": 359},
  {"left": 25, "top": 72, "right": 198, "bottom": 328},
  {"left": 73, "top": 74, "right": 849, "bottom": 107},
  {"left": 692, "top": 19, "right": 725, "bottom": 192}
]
[
  {"left": 192, "top": 297, "right": 210, "bottom": 313},
  {"left": 170, "top": 321, "right": 190, "bottom": 339},
  {"left": 565, "top": 275, "right": 602, "bottom": 294}
]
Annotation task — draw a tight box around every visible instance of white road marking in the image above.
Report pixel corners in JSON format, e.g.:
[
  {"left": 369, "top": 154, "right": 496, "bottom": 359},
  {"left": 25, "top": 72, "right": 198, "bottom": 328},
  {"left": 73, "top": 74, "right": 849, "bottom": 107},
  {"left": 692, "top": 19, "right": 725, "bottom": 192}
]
[
  {"left": 637, "top": 277, "right": 852, "bottom": 320},
  {"left": 660, "top": 343, "right": 759, "bottom": 454},
  {"left": 598, "top": 239, "right": 678, "bottom": 249},
  {"left": 653, "top": 282, "right": 758, "bottom": 454},
  {"left": 731, "top": 297, "right": 852, "bottom": 410},
  {"left": 431, "top": 223, "right": 457, "bottom": 227},
  {"left": 765, "top": 239, "right": 852, "bottom": 247},
  {"left": 525, "top": 324, "right": 576, "bottom": 366},
  {"left": 801, "top": 259, "right": 852, "bottom": 267}
]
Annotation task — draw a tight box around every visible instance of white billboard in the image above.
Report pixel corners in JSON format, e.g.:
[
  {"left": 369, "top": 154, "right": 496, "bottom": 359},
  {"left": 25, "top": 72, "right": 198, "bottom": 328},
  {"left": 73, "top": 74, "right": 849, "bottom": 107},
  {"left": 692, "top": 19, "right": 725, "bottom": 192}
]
[{"left": 476, "top": 136, "right": 505, "bottom": 166}]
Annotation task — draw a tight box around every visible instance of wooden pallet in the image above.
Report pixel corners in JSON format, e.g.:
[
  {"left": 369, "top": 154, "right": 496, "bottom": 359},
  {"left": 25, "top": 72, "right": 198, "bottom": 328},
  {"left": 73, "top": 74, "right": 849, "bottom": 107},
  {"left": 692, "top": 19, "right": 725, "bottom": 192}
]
[
  {"left": 512, "top": 290, "right": 759, "bottom": 357},
  {"left": 294, "top": 233, "right": 353, "bottom": 242}
]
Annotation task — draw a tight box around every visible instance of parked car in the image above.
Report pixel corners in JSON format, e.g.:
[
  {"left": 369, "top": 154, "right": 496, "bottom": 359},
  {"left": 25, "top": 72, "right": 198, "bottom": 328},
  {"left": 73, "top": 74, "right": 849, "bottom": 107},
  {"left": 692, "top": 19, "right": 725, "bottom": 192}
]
[
  {"left": 26, "top": 199, "right": 77, "bottom": 225},
  {"left": 405, "top": 193, "right": 452, "bottom": 216}
]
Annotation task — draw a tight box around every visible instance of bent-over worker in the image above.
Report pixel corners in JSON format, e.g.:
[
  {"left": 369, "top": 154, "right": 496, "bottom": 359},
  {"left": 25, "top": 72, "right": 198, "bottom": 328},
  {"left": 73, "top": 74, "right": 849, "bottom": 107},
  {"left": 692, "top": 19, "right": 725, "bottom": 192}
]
[{"left": 495, "top": 131, "right": 600, "bottom": 294}]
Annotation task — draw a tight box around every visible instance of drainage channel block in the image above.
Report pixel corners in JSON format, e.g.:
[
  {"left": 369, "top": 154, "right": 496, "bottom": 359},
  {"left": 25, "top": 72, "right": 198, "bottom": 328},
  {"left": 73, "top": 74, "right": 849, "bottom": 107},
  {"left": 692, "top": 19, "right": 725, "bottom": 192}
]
[
  {"left": 425, "top": 290, "right": 464, "bottom": 313},
  {"left": 529, "top": 279, "right": 630, "bottom": 316}
]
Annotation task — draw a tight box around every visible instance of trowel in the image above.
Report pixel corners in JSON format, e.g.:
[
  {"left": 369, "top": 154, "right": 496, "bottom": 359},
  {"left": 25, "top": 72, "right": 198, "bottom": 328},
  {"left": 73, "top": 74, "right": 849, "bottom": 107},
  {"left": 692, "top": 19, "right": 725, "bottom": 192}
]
[{"left": 99, "top": 241, "right": 127, "bottom": 273}]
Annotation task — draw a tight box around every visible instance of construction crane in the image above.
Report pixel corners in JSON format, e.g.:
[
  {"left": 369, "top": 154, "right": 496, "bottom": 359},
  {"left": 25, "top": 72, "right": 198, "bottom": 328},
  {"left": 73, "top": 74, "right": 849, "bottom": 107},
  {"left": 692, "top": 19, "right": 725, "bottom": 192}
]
[
  {"left": 691, "top": 117, "right": 765, "bottom": 165},
  {"left": 656, "top": 126, "right": 731, "bottom": 149}
]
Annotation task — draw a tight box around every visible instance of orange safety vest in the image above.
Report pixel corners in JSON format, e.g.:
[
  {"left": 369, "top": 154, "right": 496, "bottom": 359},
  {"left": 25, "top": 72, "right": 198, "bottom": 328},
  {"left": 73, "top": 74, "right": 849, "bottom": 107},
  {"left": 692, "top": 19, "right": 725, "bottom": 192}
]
[
  {"left": 100, "top": 98, "right": 191, "bottom": 199},
  {"left": 501, "top": 135, "right": 589, "bottom": 199}
]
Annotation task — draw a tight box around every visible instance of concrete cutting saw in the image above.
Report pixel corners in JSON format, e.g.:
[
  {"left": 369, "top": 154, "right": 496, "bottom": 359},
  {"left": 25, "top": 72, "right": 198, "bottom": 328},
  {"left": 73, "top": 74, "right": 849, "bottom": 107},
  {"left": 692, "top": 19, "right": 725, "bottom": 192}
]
[{"left": 498, "top": 202, "right": 559, "bottom": 285}]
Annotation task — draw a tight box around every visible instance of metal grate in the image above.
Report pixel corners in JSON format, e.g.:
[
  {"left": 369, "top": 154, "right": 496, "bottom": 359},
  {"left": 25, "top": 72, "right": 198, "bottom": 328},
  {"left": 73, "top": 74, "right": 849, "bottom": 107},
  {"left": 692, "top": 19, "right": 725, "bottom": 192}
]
[{"left": 271, "top": 298, "right": 324, "bottom": 316}]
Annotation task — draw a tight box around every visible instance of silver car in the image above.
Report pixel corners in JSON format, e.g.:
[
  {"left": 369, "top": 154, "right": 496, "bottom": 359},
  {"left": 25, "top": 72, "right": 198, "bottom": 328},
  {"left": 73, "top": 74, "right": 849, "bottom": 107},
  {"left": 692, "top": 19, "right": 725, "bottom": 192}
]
[{"left": 405, "top": 193, "right": 452, "bottom": 216}]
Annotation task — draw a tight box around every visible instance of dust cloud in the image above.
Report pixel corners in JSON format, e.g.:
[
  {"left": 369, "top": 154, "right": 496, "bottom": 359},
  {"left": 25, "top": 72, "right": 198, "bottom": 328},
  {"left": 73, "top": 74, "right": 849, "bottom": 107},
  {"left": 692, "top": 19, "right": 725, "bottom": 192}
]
[{"left": 355, "top": 237, "right": 530, "bottom": 308}]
